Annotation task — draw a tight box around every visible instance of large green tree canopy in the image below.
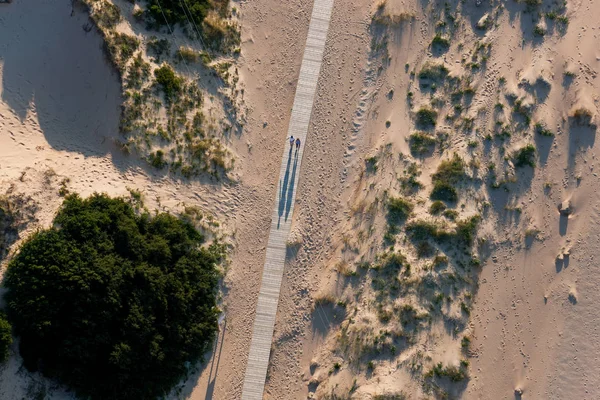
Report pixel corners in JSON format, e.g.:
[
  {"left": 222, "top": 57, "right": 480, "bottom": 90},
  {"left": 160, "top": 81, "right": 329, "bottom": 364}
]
[{"left": 4, "top": 194, "right": 221, "bottom": 399}]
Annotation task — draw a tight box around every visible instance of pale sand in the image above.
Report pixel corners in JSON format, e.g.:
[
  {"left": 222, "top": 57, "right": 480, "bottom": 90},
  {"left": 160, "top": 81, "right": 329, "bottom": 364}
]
[{"left": 2, "top": 0, "right": 600, "bottom": 399}]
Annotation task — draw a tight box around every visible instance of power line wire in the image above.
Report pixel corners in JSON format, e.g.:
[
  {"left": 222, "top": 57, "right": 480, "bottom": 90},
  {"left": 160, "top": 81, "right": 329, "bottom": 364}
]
[
  {"left": 179, "top": 0, "right": 208, "bottom": 50},
  {"left": 154, "top": 0, "right": 193, "bottom": 76}
]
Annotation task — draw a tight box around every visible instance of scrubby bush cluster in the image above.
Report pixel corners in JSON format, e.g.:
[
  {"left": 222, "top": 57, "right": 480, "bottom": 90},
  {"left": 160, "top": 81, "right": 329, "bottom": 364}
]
[{"left": 4, "top": 194, "right": 222, "bottom": 400}]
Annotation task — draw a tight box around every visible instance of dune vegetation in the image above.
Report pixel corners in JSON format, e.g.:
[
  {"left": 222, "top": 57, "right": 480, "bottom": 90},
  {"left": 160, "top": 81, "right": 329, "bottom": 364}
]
[{"left": 3, "top": 193, "right": 223, "bottom": 399}]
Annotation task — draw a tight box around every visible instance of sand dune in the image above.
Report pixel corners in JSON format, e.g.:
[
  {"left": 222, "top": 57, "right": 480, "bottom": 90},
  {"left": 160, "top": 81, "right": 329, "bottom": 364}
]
[{"left": 2, "top": 0, "right": 600, "bottom": 399}]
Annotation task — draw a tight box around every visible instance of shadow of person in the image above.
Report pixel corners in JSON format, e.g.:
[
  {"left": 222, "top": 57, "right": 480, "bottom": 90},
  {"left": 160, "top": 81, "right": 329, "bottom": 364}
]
[
  {"left": 277, "top": 147, "right": 293, "bottom": 228},
  {"left": 285, "top": 156, "right": 298, "bottom": 222},
  {"left": 0, "top": 1, "right": 124, "bottom": 163},
  {"left": 559, "top": 214, "right": 569, "bottom": 236},
  {"left": 204, "top": 319, "right": 227, "bottom": 400}
]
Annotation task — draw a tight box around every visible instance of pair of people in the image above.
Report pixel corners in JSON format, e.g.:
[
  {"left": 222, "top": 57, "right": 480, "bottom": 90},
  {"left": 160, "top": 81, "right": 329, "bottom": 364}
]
[{"left": 289, "top": 136, "right": 301, "bottom": 150}]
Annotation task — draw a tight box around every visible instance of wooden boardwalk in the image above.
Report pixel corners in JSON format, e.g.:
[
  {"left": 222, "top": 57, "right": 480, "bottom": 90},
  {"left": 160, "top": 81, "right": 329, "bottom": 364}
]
[{"left": 240, "top": 1, "right": 334, "bottom": 399}]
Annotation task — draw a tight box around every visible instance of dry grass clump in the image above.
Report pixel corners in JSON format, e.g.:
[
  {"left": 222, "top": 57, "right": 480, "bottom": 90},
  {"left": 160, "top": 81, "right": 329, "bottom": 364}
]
[
  {"left": 89, "top": 0, "right": 121, "bottom": 29},
  {"left": 176, "top": 46, "right": 199, "bottom": 63},
  {"left": 203, "top": 11, "right": 241, "bottom": 52},
  {"left": 372, "top": 1, "right": 415, "bottom": 26},
  {"left": 387, "top": 197, "right": 414, "bottom": 223},
  {"left": 570, "top": 106, "right": 595, "bottom": 126},
  {"left": 105, "top": 32, "right": 139, "bottom": 72},
  {"left": 409, "top": 132, "right": 436, "bottom": 155},
  {"left": 418, "top": 62, "right": 449, "bottom": 81},
  {"left": 373, "top": 392, "right": 407, "bottom": 400}
]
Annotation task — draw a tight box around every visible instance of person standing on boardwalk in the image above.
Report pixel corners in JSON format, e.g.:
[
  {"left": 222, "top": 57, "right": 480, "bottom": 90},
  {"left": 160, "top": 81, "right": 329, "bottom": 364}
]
[
  {"left": 295, "top": 138, "right": 301, "bottom": 152},
  {"left": 289, "top": 136, "right": 295, "bottom": 149}
]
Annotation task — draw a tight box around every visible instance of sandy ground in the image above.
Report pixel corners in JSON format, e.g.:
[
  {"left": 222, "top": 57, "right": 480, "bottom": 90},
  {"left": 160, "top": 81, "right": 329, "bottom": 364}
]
[{"left": 2, "top": 0, "right": 600, "bottom": 399}]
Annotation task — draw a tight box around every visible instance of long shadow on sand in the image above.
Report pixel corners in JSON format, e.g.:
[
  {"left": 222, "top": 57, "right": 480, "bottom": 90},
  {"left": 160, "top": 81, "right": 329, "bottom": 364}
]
[{"left": 1, "top": 2, "right": 121, "bottom": 157}]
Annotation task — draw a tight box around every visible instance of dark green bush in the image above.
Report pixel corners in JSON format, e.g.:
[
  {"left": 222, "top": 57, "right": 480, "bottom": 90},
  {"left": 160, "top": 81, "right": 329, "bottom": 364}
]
[
  {"left": 431, "top": 154, "right": 466, "bottom": 183},
  {"left": 416, "top": 107, "right": 438, "bottom": 128},
  {"left": 454, "top": 215, "right": 481, "bottom": 246},
  {"left": 429, "top": 200, "right": 447, "bottom": 215},
  {"left": 146, "top": 0, "right": 229, "bottom": 29},
  {"left": 431, "top": 34, "right": 450, "bottom": 50},
  {"left": 387, "top": 197, "right": 413, "bottom": 224},
  {"left": 4, "top": 194, "right": 221, "bottom": 400},
  {"left": 409, "top": 132, "right": 436, "bottom": 155},
  {"left": 418, "top": 62, "right": 449, "bottom": 81},
  {"left": 430, "top": 181, "right": 458, "bottom": 202},
  {"left": 149, "top": 149, "right": 168, "bottom": 168},
  {"left": 514, "top": 144, "right": 536, "bottom": 167},
  {"left": 155, "top": 64, "right": 183, "bottom": 103},
  {"left": 93, "top": 0, "right": 121, "bottom": 29},
  {"left": 147, "top": 37, "right": 171, "bottom": 62},
  {"left": 0, "top": 313, "right": 12, "bottom": 363}
]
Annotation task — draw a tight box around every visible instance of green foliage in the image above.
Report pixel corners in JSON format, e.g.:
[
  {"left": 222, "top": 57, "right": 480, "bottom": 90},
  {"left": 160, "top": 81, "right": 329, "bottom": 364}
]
[
  {"left": 147, "top": 37, "right": 171, "bottom": 62},
  {"left": 429, "top": 200, "right": 447, "bottom": 215},
  {"left": 147, "top": 0, "right": 228, "bottom": 28},
  {"left": 534, "top": 122, "right": 553, "bottom": 137},
  {"left": 92, "top": 0, "right": 121, "bottom": 29},
  {"left": 406, "top": 220, "right": 446, "bottom": 242},
  {"left": 533, "top": 25, "right": 545, "bottom": 36},
  {"left": 409, "top": 132, "right": 436, "bottom": 155},
  {"left": 431, "top": 154, "right": 466, "bottom": 183},
  {"left": 149, "top": 149, "right": 168, "bottom": 169},
  {"left": 4, "top": 194, "right": 221, "bottom": 400},
  {"left": 418, "top": 62, "right": 449, "bottom": 81},
  {"left": 428, "top": 362, "right": 468, "bottom": 382},
  {"left": 416, "top": 107, "right": 438, "bottom": 129},
  {"left": 454, "top": 215, "right": 481, "bottom": 246},
  {"left": 125, "top": 54, "right": 151, "bottom": 90},
  {"left": 387, "top": 197, "right": 413, "bottom": 224},
  {"left": 430, "top": 181, "right": 458, "bottom": 202},
  {"left": 0, "top": 313, "right": 12, "bottom": 363},
  {"left": 431, "top": 34, "right": 450, "bottom": 50},
  {"left": 154, "top": 64, "right": 183, "bottom": 103},
  {"left": 176, "top": 46, "right": 199, "bottom": 63},
  {"left": 406, "top": 215, "right": 480, "bottom": 247},
  {"left": 105, "top": 33, "right": 139, "bottom": 71},
  {"left": 514, "top": 144, "right": 536, "bottom": 167}
]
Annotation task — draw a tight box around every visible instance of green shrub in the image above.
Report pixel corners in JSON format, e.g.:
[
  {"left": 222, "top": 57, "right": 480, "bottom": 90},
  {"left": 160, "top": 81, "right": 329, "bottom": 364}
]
[
  {"left": 533, "top": 25, "right": 545, "bottom": 36},
  {"left": 432, "top": 154, "right": 466, "bottom": 183},
  {"left": 418, "top": 62, "right": 449, "bottom": 81},
  {"left": 387, "top": 197, "right": 413, "bottom": 223},
  {"left": 430, "top": 181, "right": 458, "bottom": 202},
  {"left": 442, "top": 209, "right": 458, "bottom": 220},
  {"left": 147, "top": 37, "right": 171, "bottom": 62},
  {"left": 416, "top": 107, "right": 438, "bottom": 128},
  {"left": 154, "top": 64, "right": 183, "bottom": 102},
  {"left": 0, "top": 313, "right": 12, "bottom": 363},
  {"left": 454, "top": 215, "right": 481, "bottom": 246},
  {"left": 514, "top": 144, "right": 536, "bottom": 167},
  {"left": 93, "top": 0, "right": 121, "bottom": 29},
  {"left": 409, "top": 132, "right": 436, "bottom": 155},
  {"left": 176, "top": 46, "right": 199, "bottom": 63},
  {"left": 431, "top": 34, "right": 450, "bottom": 50},
  {"left": 534, "top": 122, "right": 553, "bottom": 136},
  {"left": 429, "top": 362, "right": 468, "bottom": 382},
  {"left": 149, "top": 149, "right": 167, "bottom": 168},
  {"left": 106, "top": 33, "right": 139, "bottom": 70},
  {"left": 147, "top": 0, "right": 228, "bottom": 28},
  {"left": 406, "top": 220, "right": 445, "bottom": 242},
  {"left": 4, "top": 194, "right": 222, "bottom": 400},
  {"left": 429, "top": 200, "right": 447, "bottom": 215}
]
